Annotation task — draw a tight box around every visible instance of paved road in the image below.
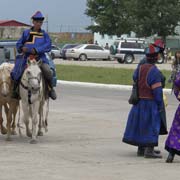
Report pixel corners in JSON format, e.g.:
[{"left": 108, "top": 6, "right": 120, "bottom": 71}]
[
  {"left": 0, "top": 84, "right": 179, "bottom": 180},
  {"left": 54, "top": 58, "right": 172, "bottom": 70}
]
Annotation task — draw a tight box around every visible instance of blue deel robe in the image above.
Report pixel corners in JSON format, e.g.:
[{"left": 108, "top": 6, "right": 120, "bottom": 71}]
[
  {"left": 122, "top": 64, "right": 164, "bottom": 147},
  {"left": 11, "top": 28, "right": 52, "bottom": 81}
]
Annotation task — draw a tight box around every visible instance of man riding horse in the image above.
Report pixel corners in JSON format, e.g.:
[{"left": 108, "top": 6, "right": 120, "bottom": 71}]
[{"left": 11, "top": 11, "right": 57, "bottom": 100}]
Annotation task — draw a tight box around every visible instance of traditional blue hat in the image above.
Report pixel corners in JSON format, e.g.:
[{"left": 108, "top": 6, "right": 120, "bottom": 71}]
[{"left": 31, "top": 11, "right": 44, "bottom": 21}]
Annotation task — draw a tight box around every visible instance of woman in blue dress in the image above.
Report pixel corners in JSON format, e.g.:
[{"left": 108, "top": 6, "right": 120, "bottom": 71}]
[
  {"left": 11, "top": 11, "right": 56, "bottom": 100},
  {"left": 122, "top": 44, "right": 164, "bottom": 158}
]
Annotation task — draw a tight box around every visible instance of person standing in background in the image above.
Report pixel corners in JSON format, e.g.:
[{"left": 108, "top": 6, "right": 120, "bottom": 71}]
[{"left": 122, "top": 44, "right": 164, "bottom": 158}]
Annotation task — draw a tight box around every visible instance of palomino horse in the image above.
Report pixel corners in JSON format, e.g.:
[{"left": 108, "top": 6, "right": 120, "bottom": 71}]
[
  {"left": 19, "top": 56, "right": 48, "bottom": 144},
  {"left": 0, "top": 63, "right": 19, "bottom": 140}
]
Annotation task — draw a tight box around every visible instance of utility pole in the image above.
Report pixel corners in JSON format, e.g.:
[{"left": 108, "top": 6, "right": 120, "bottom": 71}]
[{"left": 44, "top": 14, "right": 48, "bottom": 32}]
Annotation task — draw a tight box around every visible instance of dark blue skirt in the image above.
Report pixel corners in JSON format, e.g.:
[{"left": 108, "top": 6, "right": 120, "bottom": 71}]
[{"left": 122, "top": 99, "right": 161, "bottom": 147}]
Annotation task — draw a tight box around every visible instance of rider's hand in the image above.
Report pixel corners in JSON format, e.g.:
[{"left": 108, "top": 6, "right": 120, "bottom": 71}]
[{"left": 22, "top": 47, "right": 28, "bottom": 53}]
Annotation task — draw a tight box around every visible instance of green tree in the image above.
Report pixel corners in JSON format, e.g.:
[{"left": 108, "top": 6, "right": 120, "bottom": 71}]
[
  {"left": 85, "top": 0, "right": 135, "bottom": 36},
  {"left": 85, "top": 0, "right": 180, "bottom": 39}
]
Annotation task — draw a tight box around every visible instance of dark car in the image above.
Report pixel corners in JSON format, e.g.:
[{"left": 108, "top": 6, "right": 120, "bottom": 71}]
[
  {"left": 0, "top": 40, "right": 57, "bottom": 87},
  {"left": 60, "top": 44, "right": 79, "bottom": 59}
]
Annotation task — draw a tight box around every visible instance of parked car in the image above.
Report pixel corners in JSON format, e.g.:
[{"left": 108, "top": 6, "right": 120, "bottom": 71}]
[
  {"left": 110, "top": 38, "right": 165, "bottom": 64},
  {"left": 66, "top": 44, "right": 110, "bottom": 61},
  {"left": 0, "top": 40, "right": 57, "bottom": 86},
  {"left": 50, "top": 45, "right": 61, "bottom": 59},
  {"left": 110, "top": 38, "right": 148, "bottom": 64},
  {"left": 60, "top": 44, "right": 79, "bottom": 59}
]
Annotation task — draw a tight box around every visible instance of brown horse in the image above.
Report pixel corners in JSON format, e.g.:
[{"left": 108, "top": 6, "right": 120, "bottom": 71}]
[{"left": 0, "top": 63, "right": 19, "bottom": 140}]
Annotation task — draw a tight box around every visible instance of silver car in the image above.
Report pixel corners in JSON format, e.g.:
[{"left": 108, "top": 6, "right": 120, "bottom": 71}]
[
  {"left": 66, "top": 44, "right": 110, "bottom": 61},
  {"left": 51, "top": 45, "right": 61, "bottom": 59}
]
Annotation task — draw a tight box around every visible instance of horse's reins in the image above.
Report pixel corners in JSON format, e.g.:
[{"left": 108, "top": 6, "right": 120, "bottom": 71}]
[{"left": 20, "top": 76, "right": 41, "bottom": 104}]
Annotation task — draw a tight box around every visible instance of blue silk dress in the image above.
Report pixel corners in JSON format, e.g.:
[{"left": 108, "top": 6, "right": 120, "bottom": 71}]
[{"left": 123, "top": 63, "right": 164, "bottom": 147}]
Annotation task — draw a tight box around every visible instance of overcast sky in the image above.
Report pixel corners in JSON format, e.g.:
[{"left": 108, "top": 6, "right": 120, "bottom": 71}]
[{"left": 0, "top": 0, "right": 91, "bottom": 32}]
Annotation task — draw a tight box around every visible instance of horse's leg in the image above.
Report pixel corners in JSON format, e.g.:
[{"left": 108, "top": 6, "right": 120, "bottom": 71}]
[
  {"left": 0, "top": 105, "right": 7, "bottom": 134},
  {"left": 6, "top": 106, "right": 12, "bottom": 141},
  {"left": 11, "top": 101, "right": 19, "bottom": 135},
  {"left": 44, "top": 99, "right": 49, "bottom": 133},
  {"left": 24, "top": 116, "right": 31, "bottom": 138},
  {"left": 30, "top": 103, "right": 39, "bottom": 144},
  {"left": 22, "top": 104, "right": 31, "bottom": 137},
  {"left": 38, "top": 101, "right": 43, "bottom": 136}
]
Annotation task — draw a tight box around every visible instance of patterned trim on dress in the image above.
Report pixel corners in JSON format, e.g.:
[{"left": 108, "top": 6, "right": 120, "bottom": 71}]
[{"left": 151, "top": 82, "right": 162, "bottom": 89}]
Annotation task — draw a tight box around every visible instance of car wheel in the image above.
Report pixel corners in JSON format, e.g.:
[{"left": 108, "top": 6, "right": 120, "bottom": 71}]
[
  {"left": 79, "top": 54, "right": 87, "bottom": 61},
  {"left": 124, "top": 54, "right": 134, "bottom": 64},
  {"left": 117, "top": 58, "right": 125, "bottom": 64},
  {"left": 157, "top": 53, "right": 164, "bottom": 64}
]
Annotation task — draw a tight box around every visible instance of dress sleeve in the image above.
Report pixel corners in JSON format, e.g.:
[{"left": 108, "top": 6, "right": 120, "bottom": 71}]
[
  {"left": 148, "top": 67, "right": 163, "bottom": 110},
  {"left": 16, "top": 30, "right": 28, "bottom": 53}
]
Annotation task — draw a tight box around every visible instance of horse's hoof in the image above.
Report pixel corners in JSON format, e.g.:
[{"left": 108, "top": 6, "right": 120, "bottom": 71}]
[
  {"left": 38, "top": 131, "right": 43, "bottom": 136},
  {"left": 11, "top": 130, "right": 17, "bottom": 135},
  {"left": 30, "top": 139, "right": 38, "bottom": 144},
  {"left": 26, "top": 131, "right": 32, "bottom": 137},
  {"left": 1, "top": 127, "right": 7, "bottom": 135},
  {"left": 45, "top": 128, "right": 48, "bottom": 133}
]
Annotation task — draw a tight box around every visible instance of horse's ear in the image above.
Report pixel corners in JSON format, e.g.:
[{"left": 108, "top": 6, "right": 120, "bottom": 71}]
[
  {"left": 27, "top": 58, "right": 31, "bottom": 66},
  {"left": 37, "top": 60, "right": 42, "bottom": 66}
]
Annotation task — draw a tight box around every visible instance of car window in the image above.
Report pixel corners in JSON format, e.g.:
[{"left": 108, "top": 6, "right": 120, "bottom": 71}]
[
  {"left": 74, "top": 44, "right": 83, "bottom": 49},
  {"left": 94, "top": 46, "right": 103, "bottom": 50},
  {"left": 69, "top": 44, "right": 77, "bottom": 48},
  {"left": 62, "top": 44, "right": 70, "bottom": 49},
  {"left": 51, "top": 46, "right": 59, "bottom": 50},
  {"left": 121, "top": 42, "right": 144, "bottom": 49},
  {"left": 85, "top": 45, "right": 101, "bottom": 50},
  {"left": 0, "top": 46, "right": 17, "bottom": 64},
  {"left": 62, "top": 44, "right": 76, "bottom": 49}
]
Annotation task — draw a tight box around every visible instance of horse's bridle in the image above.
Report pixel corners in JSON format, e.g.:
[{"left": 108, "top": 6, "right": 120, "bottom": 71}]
[{"left": 20, "top": 75, "right": 42, "bottom": 104}]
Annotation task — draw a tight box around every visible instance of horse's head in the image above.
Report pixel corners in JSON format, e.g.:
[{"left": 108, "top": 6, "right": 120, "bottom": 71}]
[
  {"left": 23, "top": 58, "right": 42, "bottom": 92},
  {"left": 0, "top": 63, "right": 13, "bottom": 97}
]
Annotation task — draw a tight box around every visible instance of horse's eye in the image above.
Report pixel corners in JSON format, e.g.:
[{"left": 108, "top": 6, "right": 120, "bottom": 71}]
[{"left": 27, "top": 71, "right": 31, "bottom": 76}]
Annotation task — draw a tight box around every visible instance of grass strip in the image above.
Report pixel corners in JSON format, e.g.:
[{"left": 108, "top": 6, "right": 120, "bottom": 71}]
[{"left": 56, "top": 64, "right": 172, "bottom": 88}]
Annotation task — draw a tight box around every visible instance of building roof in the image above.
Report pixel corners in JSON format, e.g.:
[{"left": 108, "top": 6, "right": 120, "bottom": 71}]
[{"left": 0, "top": 20, "right": 30, "bottom": 27}]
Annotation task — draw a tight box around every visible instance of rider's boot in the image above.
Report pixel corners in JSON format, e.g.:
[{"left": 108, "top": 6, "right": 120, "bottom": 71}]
[
  {"left": 11, "top": 81, "right": 19, "bottom": 99},
  {"left": 47, "top": 80, "right": 57, "bottom": 100},
  {"left": 49, "top": 87, "right": 57, "bottom": 100},
  {"left": 40, "top": 63, "right": 57, "bottom": 100}
]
